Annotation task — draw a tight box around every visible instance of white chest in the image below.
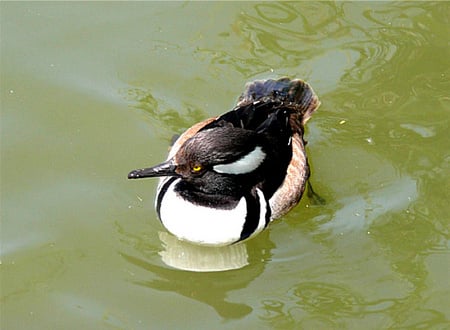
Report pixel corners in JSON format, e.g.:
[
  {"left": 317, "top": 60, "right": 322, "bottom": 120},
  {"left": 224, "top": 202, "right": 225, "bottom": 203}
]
[{"left": 157, "top": 178, "right": 267, "bottom": 246}]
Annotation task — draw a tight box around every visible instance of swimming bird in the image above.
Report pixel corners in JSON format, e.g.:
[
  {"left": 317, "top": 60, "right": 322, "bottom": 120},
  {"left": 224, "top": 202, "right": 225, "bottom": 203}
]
[{"left": 128, "top": 78, "right": 320, "bottom": 246}]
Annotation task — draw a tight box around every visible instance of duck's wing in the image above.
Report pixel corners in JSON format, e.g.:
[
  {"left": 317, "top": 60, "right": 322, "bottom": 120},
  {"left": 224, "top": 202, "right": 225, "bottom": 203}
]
[
  {"left": 246, "top": 78, "right": 319, "bottom": 218},
  {"left": 231, "top": 78, "right": 321, "bottom": 218}
]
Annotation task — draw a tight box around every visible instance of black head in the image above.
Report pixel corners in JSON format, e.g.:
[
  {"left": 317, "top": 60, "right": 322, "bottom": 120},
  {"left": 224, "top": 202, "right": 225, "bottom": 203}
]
[{"left": 129, "top": 126, "right": 274, "bottom": 194}]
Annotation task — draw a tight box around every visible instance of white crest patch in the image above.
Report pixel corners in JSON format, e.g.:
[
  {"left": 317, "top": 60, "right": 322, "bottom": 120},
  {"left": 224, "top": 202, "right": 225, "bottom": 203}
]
[{"left": 213, "top": 146, "right": 266, "bottom": 175}]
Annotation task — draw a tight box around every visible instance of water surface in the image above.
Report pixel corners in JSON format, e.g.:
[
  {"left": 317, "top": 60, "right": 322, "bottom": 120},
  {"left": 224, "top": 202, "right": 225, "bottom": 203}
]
[{"left": 1, "top": 2, "right": 449, "bottom": 329}]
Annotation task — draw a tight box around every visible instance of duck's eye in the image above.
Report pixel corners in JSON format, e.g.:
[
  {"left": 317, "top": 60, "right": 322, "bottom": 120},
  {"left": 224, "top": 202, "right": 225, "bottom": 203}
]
[{"left": 192, "top": 165, "right": 202, "bottom": 173}]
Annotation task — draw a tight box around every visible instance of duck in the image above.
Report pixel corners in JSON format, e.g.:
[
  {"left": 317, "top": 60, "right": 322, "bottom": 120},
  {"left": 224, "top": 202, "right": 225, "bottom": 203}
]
[{"left": 128, "top": 77, "right": 320, "bottom": 246}]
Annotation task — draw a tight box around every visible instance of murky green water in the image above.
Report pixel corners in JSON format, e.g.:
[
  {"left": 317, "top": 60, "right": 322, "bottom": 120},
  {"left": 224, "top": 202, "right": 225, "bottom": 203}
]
[{"left": 1, "top": 2, "right": 449, "bottom": 329}]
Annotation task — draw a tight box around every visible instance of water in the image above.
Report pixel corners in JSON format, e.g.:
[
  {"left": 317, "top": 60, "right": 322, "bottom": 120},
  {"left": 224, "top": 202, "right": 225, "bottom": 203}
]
[{"left": 1, "top": 2, "right": 449, "bottom": 329}]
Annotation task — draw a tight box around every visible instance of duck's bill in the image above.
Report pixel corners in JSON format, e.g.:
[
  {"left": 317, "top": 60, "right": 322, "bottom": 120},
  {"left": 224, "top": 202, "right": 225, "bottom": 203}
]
[{"left": 128, "top": 160, "right": 178, "bottom": 179}]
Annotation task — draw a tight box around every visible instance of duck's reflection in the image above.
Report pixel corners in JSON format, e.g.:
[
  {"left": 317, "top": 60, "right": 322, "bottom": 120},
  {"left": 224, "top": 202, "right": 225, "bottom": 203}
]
[
  {"left": 121, "top": 230, "right": 274, "bottom": 319},
  {"left": 158, "top": 232, "right": 249, "bottom": 272}
]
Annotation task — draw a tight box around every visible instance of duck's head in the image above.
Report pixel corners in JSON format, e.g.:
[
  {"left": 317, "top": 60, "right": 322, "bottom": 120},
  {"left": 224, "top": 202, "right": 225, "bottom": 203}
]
[{"left": 128, "top": 126, "right": 268, "bottom": 191}]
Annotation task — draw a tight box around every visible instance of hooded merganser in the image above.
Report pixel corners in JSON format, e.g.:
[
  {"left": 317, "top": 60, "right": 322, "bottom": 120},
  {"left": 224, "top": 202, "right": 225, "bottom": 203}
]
[{"left": 128, "top": 78, "right": 320, "bottom": 246}]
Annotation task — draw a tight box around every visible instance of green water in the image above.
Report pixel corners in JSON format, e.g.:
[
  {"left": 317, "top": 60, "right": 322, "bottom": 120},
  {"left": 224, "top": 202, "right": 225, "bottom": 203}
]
[{"left": 1, "top": 2, "right": 449, "bottom": 329}]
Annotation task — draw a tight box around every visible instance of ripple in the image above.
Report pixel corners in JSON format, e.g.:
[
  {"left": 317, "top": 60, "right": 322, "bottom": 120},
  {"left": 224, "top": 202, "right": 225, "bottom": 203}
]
[
  {"left": 400, "top": 123, "right": 435, "bottom": 138},
  {"left": 123, "top": 87, "right": 208, "bottom": 135},
  {"left": 291, "top": 281, "right": 363, "bottom": 316},
  {"left": 254, "top": 3, "right": 298, "bottom": 24}
]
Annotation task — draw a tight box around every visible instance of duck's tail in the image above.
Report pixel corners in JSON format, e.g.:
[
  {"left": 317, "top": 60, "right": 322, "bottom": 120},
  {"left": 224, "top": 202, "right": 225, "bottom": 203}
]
[{"left": 237, "top": 77, "right": 320, "bottom": 126}]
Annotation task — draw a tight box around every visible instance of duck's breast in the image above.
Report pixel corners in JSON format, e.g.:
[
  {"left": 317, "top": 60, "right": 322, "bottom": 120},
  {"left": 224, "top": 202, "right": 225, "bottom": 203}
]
[{"left": 157, "top": 178, "right": 268, "bottom": 246}]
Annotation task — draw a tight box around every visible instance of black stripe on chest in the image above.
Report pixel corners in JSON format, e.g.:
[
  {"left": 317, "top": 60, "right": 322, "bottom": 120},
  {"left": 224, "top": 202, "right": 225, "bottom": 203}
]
[
  {"left": 156, "top": 177, "right": 178, "bottom": 222},
  {"left": 239, "top": 190, "right": 271, "bottom": 242}
]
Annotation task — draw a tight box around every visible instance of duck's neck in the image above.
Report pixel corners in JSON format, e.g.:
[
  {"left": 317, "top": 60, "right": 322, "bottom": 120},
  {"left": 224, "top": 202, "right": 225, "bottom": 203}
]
[{"left": 174, "top": 176, "right": 244, "bottom": 209}]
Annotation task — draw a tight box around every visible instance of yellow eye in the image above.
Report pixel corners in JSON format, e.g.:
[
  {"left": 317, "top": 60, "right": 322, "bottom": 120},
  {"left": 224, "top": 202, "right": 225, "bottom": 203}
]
[{"left": 192, "top": 165, "right": 202, "bottom": 172}]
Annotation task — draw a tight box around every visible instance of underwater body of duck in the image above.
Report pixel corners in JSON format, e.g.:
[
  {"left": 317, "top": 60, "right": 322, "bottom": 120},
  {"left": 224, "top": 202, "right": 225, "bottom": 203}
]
[{"left": 128, "top": 77, "right": 320, "bottom": 246}]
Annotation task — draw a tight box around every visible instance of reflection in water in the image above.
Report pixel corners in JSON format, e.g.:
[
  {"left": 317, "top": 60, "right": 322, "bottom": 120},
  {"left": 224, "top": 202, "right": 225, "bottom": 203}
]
[
  {"left": 121, "top": 253, "right": 251, "bottom": 319},
  {"left": 120, "top": 230, "right": 274, "bottom": 319},
  {"left": 158, "top": 232, "right": 249, "bottom": 272}
]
